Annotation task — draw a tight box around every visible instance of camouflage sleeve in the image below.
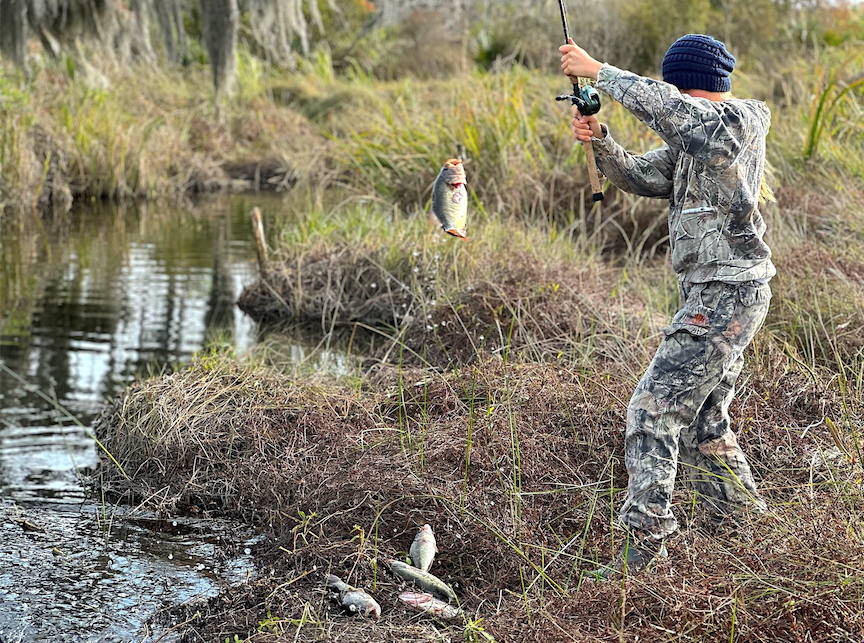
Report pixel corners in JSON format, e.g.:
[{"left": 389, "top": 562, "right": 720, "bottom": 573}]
[
  {"left": 591, "top": 126, "right": 675, "bottom": 198},
  {"left": 595, "top": 64, "right": 769, "bottom": 157}
]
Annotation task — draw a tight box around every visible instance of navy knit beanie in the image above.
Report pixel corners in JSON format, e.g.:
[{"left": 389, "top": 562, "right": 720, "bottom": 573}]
[{"left": 661, "top": 34, "right": 736, "bottom": 93}]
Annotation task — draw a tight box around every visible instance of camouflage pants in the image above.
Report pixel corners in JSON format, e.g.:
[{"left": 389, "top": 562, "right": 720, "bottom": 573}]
[{"left": 620, "top": 280, "right": 771, "bottom": 541}]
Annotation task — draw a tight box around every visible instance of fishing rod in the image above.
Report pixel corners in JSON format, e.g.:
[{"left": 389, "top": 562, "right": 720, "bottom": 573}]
[{"left": 555, "top": 0, "right": 604, "bottom": 202}]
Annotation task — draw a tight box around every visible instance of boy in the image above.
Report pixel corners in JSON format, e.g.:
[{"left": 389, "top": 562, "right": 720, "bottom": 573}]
[{"left": 559, "top": 34, "right": 774, "bottom": 575}]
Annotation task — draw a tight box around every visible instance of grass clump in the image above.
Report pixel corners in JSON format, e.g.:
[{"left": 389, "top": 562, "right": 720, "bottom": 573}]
[
  {"left": 94, "top": 341, "right": 863, "bottom": 642},
  {"left": 1, "top": 62, "right": 321, "bottom": 214},
  {"left": 236, "top": 201, "right": 667, "bottom": 371}
]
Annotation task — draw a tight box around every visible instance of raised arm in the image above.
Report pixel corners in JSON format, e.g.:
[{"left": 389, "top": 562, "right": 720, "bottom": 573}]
[
  {"left": 595, "top": 64, "right": 769, "bottom": 158},
  {"left": 571, "top": 111, "right": 674, "bottom": 198}
]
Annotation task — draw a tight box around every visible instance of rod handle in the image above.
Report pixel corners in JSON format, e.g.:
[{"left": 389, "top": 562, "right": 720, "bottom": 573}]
[{"left": 582, "top": 140, "right": 604, "bottom": 201}]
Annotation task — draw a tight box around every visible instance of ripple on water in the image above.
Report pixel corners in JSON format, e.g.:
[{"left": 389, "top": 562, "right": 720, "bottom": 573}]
[{"left": 0, "top": 425, "right": 98, "bottom": 503}]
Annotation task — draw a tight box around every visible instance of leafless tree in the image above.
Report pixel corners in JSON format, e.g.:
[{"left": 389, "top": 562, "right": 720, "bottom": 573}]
[
  {"left": 1, "top": 0, "right": 29, "bottom": 68},
  {"left": 201, "top": 0, "right": 239, "bottom": 112}
]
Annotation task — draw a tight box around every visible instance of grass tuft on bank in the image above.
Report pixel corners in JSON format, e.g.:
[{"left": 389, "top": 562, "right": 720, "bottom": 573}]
[
  {"left": 94, "top": 343, "right": 863, "bottom": 642},
  {"left": 0, "top": 63, "right": 321, "bottom": 213}
]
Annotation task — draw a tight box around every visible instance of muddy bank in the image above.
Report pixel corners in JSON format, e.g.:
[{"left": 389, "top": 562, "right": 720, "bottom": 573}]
[
  {"left": 94, "top": 350, "right": 864, "bottom": 642},
  {"left": 8, "top": 124, "right": 301, "bottom": 214},
  {"left": 0, "top": 500, "right": 260, "bottom": 643},
  {"left": 0, "top": 68, "right": 323, "bottom": 216}
]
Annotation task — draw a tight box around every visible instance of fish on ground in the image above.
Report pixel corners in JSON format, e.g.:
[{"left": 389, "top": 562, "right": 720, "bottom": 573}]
[
  {"left": 398, "top": 591, "right": 462, "bottom": 620},
  {"left": 386, "top": 559, "right": 457, "bottom": 601},
  {"left": 323, "top": 574, "right": 382, "bottom": 618},
  {"left": 431, "top": 158, "right": 469, "bottom": 240},
  {"left": 408, "top": 524, "right": 437, "bottom": 572}
]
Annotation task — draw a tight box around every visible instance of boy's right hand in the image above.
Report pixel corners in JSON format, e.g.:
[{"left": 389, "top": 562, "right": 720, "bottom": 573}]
[{"left": 571, "top": 107, "right": 603, "bottom": 142}]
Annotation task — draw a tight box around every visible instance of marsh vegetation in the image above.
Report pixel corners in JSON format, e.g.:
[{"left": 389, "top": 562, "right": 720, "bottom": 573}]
[{"left": 3, "top": 1, "right": 864, "bottom": 641}]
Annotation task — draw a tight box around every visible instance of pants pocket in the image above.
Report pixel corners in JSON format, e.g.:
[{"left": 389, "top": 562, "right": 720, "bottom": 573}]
[{"left": 665, "top": 282, "right": 729, "bottom": 338}]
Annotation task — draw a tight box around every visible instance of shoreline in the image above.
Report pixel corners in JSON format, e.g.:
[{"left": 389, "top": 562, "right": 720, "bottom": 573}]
[{"left": 93, "top": 209, "right": 864, "bottom": 642}]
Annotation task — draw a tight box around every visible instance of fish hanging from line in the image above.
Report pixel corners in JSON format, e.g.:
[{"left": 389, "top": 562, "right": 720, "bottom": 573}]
[{"left": 431, "top": 158, "right": 469, "bottom": 240}]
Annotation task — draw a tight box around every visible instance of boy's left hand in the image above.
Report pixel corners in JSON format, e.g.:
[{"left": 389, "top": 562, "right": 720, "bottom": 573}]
[{"left": 559, "top": 38, "right": 603, "bottom": 81}]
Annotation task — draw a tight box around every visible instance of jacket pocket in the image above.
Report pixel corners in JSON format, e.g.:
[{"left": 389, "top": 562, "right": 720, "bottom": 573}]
[{"left": 737, "top": 283, "right": 771, "bottom": 307}]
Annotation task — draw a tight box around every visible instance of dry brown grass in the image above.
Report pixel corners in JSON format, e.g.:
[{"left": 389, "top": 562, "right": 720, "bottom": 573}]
[
  {"left": 95, "top": 193, "right": 864, "bottom": 640},
  {"left": 94, "top": 341, "right": 863, "bottom": 642},
  {"left": 237, "top": 240, "right": 667, "bottom": 374}
]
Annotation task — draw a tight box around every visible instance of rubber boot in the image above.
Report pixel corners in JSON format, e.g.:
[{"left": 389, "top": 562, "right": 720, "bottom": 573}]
[{"left": 590, "top": 536, "right": 668, "bottom": 580}]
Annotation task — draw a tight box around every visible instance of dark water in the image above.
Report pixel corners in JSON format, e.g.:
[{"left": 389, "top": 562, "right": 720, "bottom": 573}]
[
  {"left": 0, "top": 501, "right": 262, "bottom": 643},
  {"left": 0, "top": 193, "right": 335, "bottom": 642},
  {"left": 1, "top": 195, "right": 267, "bottom": 501}
]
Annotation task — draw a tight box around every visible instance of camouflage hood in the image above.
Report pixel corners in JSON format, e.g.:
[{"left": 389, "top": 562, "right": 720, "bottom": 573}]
[{"left": 591, "top": 64, "right": 776, "bottom": 285}]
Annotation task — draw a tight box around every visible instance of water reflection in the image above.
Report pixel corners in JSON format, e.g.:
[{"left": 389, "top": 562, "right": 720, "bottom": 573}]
[
  {"left": 0, "top": 501, "right": 260, "bottom": 643},
  {"left": 0, "top": 194, "right": 272, "bottom": 501},
  {"left": 0, "top": 190, "right": 360, "bottom": 641}
]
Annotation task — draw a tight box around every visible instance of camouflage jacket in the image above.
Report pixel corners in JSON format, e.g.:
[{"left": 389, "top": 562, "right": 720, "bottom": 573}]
[{"left": 591, "top": 64, "right": 776, "bottom": 284}]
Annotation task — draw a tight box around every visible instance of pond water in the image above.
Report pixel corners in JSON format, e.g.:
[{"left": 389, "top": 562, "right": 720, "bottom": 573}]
[{"left": 0, "top": 192, "right": 342, "bottom": 642}]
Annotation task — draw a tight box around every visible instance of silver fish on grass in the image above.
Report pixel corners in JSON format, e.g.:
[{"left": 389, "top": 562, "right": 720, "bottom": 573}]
[
  {"left": 431, "top": 158, "right": 469, "bottom": 240},
  {"left": 398, "top": 591, "right": 462, "bottom": 620},
  {"left": 386, "top": 559, "right": 457, "bottom": 601},
  {"left": 324, "top": 574, "right": 381, "bottom": 618},
  {"left": 408, "top": 523, "right": 438, "bottom": 572}
]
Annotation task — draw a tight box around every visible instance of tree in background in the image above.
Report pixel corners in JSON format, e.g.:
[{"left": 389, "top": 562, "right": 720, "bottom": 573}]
[
  {"left": 0, "top": 0, "right": 859, "bottom": 86},
  {"left": 0, "top": 0, "right": 28, "bottom": 68},
  {"left": 0, "top": 0, "right": 328, "bottom": 100},
  {"left": 154, "top": 0, "right": 187, "bottom": 64},
  {"left": 201, "top": 0, "right": 239, "bottom": 113}
]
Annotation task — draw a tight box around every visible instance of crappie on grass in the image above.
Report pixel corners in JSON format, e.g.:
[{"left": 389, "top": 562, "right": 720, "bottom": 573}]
[
  {"left": 408, "top": 524, "right": 438, "bottom": 572},
  {"left": 431, "top": 158, "right": 469, "bottom": 240},
  {"left": 386, "top": 559, "right": 457, "bottom": 601},
  {"left": 323, "top": 574, "right": 381, "bottom": 618},
  {"left": 398, "top": 592, "right": 462, "bottom": 620}
]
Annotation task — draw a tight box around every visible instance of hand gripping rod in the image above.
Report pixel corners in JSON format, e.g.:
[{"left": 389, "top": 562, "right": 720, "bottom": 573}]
[{"left": 555, "top": 0, "right": 604, "bottom": 202}]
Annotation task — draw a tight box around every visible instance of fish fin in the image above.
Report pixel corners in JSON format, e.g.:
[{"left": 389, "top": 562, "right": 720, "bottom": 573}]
[{"left": 445, "top": 228, "right": 469, "bottom": 241}]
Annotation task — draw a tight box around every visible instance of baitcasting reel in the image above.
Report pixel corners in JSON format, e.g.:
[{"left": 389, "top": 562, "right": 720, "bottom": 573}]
[{"left": 555, "top": 85, "right": 602, "bottom": 116}]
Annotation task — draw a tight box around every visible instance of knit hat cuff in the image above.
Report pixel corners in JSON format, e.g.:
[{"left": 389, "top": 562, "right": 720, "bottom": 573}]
[{"left": 662, "top": 70, "right": 731, "bottom": 93}]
